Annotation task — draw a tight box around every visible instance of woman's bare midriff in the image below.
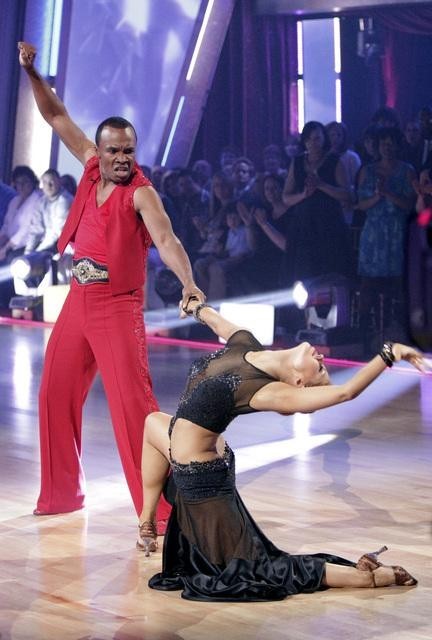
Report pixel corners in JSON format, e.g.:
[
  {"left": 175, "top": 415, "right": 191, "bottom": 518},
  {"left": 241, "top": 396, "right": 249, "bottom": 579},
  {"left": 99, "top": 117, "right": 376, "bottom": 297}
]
[{"left": 170, "top": 418, "right": 226, "bottom": 464}]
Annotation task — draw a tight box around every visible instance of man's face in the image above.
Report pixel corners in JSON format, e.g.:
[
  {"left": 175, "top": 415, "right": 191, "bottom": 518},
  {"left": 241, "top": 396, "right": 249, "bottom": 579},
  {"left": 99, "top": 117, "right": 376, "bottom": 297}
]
[
  {"left": 41, "top": 173, "right": 61, "bottom": 199},
  {"left": 97, "top": 126, "right": 136, "bottom": 184}
]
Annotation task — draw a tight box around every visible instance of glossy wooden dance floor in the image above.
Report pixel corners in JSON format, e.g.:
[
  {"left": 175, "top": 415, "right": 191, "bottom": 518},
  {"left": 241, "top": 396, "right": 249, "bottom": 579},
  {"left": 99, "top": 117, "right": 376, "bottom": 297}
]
[{"left": 0, "top": 320, "right": 431, "bottom": 640}]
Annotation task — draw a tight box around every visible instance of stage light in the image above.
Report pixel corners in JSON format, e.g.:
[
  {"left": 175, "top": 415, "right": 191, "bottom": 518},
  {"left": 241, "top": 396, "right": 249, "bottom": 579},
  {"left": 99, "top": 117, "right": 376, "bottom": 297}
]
[
  {"left": 294, "top": 274, "right": 354, "bottom": 348},
  {"left": 292, "top": 281, "right": 308, "bottom": 309},
  {"left": 10, "top": 257, "right": 31, "bottom": 280},
  {"left": 10, "top": 252, "right": 52, "bottom": 289}
]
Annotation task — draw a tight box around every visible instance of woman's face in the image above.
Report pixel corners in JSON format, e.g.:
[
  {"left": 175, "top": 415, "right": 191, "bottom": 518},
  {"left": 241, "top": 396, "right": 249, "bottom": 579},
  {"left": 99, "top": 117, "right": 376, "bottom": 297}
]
[
  {"left": 304, "top": 128, "right": 325, "bottom": 154},
  {"left": 13, "top": 175, "right": 35, "bottom": 199},
  {"left": 291, "top": 342, "right": 329, "bottom": 387},
  {"left": 212, "top": 176, "right": 232, "bottom": 201},
  {"left": 378, "top": 136, "right": 398, "bottom": 159},
  {"left": 264, "top": 177, "right": 282, "bottom": 204}
]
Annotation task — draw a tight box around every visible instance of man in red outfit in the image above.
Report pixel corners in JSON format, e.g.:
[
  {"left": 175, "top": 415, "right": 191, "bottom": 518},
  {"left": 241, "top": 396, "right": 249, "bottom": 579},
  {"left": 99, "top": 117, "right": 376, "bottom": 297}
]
[{"left": 18, "top": 42, "right": 205, "bottom": 532}]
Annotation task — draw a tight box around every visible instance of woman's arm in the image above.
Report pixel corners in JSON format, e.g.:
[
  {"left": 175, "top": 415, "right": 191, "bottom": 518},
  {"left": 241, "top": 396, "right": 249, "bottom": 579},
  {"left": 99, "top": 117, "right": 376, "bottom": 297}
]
[
  {"left": 282, "top": 162, "right": 309, "bottom": 209},
  {"left": 251, "top": 344, "right": 425, "bottom": 415},
  {"left": 182, "top": 299, "right": 245, "bottom": 342},
  {"left": 254, "top": 208, "right": 286, "bottom": 251},
  {"left": 356, "top": 165, "right": 382, "bottom": 211}
]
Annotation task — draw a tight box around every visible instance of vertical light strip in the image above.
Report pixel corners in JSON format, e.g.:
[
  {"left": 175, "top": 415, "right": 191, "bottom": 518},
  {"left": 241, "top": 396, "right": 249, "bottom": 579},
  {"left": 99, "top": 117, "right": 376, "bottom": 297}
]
[
  {"left": 49, "top": 0, "right": 64, "bottom": 76},
  {"left": 335, "top": 78, "right": 342, "bottom": 122},
  {"left": 333, "top": 17, "right": 341, "bottom": 74},
  {"left": 186, "top": 0, "right": 215, "bottom": 81},
  {"left": 297, "top": 21, "right": 304, "bottom": 76},
  {"left": 297, "top": 79, "right": 305, "bottom": 133},
  {"left": 161, "top": 96, "right": 186, "bottom": 166}
]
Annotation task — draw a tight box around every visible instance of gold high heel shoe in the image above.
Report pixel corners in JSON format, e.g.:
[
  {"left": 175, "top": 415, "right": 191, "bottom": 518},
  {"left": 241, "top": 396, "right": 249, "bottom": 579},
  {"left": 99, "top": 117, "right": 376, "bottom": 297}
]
[
  {"left": 136, "top": 520, "right": 158, "bottom": 556},
  {"left": 356, "top": 545, "right": 388, "bottom": 571},
  {"left": 371, "top": 565, "right": 418, "bottom": 587}
]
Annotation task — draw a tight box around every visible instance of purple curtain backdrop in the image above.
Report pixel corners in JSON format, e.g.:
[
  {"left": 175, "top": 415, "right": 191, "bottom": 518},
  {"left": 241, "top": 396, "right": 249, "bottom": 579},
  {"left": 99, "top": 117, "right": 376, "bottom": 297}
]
[
  {"left": 375, "top": 7, "right": 432, "bottom": 121},
  {"left": 190, "top": 1, "right": 297, "bottom": 171},
  {"left": 191, "top": 3, "right": 432, "bottom": 168}
]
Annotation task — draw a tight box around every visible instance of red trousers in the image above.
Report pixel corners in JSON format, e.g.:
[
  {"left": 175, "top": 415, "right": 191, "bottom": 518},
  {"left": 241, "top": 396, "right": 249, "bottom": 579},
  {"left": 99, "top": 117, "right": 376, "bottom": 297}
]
[{"left": 36, "top": 280, "right": 171, "bottom": 522}]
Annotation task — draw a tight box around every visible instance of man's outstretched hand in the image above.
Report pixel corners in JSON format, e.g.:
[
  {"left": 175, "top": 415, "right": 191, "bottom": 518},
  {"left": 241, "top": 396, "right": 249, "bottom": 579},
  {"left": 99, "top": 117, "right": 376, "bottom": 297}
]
[{"left": 18, "top": 42, "right": 37, "bottom": 69}]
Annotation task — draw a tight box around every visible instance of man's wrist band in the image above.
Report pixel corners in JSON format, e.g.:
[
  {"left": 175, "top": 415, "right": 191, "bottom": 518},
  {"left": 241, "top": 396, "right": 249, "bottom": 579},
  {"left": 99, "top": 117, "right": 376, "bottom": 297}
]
[
  {"left": 193, "top": 303, "right": 212, "bottom": 324},
  {"left": 379, "top": 342, "right": 395, "bottom": 367}
]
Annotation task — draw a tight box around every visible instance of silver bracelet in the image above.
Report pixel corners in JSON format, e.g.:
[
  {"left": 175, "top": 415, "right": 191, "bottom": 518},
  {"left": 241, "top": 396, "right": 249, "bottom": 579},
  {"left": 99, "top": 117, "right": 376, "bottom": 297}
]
[{"left": 193, "top": 303, "right": 212, "bottom": 324}]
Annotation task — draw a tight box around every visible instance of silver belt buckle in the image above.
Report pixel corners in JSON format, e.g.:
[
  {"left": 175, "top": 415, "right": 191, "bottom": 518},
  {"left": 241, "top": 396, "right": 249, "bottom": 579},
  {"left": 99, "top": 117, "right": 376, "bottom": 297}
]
[{"left": 72, "top": 259, "right": 109, "bottom": 284}]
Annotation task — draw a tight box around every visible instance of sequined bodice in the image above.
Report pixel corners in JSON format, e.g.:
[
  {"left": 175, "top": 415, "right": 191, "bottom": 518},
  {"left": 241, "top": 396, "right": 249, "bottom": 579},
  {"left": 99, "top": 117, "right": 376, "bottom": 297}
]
[{"left": 173, "top": 330, "right": 276, "bottom": 434}]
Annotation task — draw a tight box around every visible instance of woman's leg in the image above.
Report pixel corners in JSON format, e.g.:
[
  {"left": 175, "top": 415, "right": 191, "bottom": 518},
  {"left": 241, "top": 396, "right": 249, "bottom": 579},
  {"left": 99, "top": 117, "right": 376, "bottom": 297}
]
[
  {"left": 323, "top": 563, "right": 375, "bottom": 588},
  {"left": 323, "top": 563, "right": 413, "bottom": 588},
  {"left": 139, "top": 412, "right": 172, "bottom": 525}
]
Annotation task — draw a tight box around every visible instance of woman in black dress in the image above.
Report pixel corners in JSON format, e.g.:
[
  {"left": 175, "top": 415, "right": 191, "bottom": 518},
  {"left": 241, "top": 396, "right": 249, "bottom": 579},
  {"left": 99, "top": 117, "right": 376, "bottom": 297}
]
[
  {"left": 282, "top": 121, "right": 353, "bottom": 284},
  {"left": 138, "top": 300, "right": 424, "bottom": 602}
]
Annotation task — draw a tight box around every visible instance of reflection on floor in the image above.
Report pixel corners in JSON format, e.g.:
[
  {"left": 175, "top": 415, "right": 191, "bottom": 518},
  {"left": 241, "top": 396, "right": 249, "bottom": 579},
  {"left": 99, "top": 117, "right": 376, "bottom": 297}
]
[{"left": 0, "top": 320, "right": 431, "bottom": 640}]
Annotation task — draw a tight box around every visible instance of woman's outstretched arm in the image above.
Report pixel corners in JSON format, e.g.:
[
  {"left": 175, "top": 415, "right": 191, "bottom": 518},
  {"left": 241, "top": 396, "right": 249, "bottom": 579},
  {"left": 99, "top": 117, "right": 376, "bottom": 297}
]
[{"left": 251, "top": 344, "right": 426, "bottom": 415}]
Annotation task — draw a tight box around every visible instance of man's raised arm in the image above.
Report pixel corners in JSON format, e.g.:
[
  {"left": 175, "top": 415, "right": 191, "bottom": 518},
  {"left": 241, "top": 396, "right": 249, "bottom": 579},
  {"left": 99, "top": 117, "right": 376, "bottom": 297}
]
[{"left": 18, "top": 42, "right": 95, "bottom": 165}]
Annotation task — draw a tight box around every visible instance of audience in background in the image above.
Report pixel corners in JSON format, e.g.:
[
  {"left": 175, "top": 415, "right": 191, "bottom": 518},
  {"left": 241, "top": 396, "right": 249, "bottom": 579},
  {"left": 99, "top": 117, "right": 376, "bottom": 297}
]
[
  {"left": 326, "top": 121, "right": 361, "bottom": 224},
  {"left": 402, "top": 121, "right": 424, "bottom": 174},
  {"left": 24, "top": 169, "right": 72, "bottom": 254},
  {"left": 194, "top": 202, "right": 254, "bottom": 300},
  {"left": 1, "top": 103, "right": 426, "bottom": 355},
  {"left": 282, "top": 121, "right": 353, "bottom": 285},
  {"left": 60, "top": 173, "right": 77, "bottom": 196},
  {"left": 0, "top": 165, "right": 42, "bottom": 308}
]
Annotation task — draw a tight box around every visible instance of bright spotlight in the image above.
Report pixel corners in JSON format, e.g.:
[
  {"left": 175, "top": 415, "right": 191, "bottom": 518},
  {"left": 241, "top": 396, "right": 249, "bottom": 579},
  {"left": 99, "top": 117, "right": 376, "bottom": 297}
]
[
  {"left": 10, "top": 257, "right": 31, "bottom": 280},
  {"left": 292, "top": 281, "right": 308, "bottom": 309}
]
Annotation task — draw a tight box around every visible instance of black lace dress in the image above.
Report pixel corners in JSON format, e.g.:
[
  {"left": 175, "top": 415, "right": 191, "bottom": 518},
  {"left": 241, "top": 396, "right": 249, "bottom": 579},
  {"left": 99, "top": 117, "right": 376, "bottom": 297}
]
[{"left": 149, "top": 330, "right": 354, "bottom": 601}]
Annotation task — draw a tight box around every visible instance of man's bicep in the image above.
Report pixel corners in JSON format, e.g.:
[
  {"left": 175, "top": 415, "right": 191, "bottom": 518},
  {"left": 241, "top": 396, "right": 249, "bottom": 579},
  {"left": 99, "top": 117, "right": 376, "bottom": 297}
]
[{"left": 136, "top": 187, "right": 173, "bottom": 240}]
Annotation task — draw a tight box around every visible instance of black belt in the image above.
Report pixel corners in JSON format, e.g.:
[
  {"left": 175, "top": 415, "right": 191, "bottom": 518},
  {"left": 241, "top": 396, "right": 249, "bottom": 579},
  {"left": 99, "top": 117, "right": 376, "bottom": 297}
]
[{"left": 72, "top": 257, "right": 109, "bottom": 284}]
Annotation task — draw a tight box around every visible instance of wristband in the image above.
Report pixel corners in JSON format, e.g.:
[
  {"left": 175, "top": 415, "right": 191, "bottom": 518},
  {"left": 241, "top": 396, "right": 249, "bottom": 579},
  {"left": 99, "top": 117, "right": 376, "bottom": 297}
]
[
  {"left": 193, "top": 303, "right": 212, "bottom": 324},
  {"left": 379, "top": 342, "right": 395, "bottom": 367}
]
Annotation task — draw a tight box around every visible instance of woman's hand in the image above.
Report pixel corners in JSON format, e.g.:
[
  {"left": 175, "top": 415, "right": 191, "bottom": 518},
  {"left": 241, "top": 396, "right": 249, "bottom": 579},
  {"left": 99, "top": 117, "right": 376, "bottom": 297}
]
[{"left": 392, "top": 343, "right": 428, "bottom": 371}]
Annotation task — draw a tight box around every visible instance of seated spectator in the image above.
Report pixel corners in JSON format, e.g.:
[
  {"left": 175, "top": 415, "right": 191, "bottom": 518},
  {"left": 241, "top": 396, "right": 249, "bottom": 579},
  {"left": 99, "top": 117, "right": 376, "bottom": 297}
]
[
  {"left": 192, "top": 159, "right": 213, "bottom": 192},
  {"left": 232, "top": 156, "right": 263, "bottom": 210},
  {"left": 195, "top": 172, "right": 234, "bottom": 258},
  {"left": 219, "top": 146, "right": 240, "bottom": 179},
  {"left": 0, "top": 165, "right": 42, "bottom": 309},
  {"left": 0, "top": 166, "right": 41, "bottom": 261},
  {"left": 262, "top": 144, "right": 287, "bottom": 180},
  {"left": 60, "top": 173, "right": 77, "bottom": 196},
  {"left": 194, "top": 202, "right": 254, "bottom": 300},
  {"left": 326, "top": 121, "right": 361, "bottom": 224},
  {"left": 24, "top": 169, "right": 73, "bottom": 254},
  {"left": 177, "top": 168, "right": 210, "bottom": 260},
  {"left": 247, "top": 174, "right": 288, "bottom": 289},
  {"left": 150, "top": 165, "right": 166, "bottom": 192},
  {"left": 0, "top": 181, "right": 16, "bottom": 227}
]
